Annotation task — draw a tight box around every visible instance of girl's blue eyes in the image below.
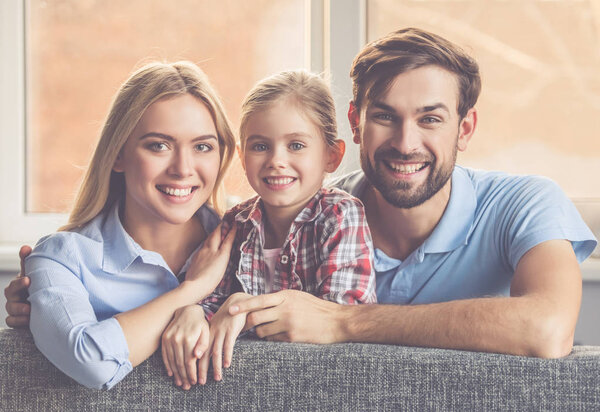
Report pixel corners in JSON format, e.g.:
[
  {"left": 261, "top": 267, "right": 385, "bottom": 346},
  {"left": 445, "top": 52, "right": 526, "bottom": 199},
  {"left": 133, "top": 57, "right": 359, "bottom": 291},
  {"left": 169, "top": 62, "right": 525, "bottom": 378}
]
[{"left": 250, "top": 142, "right": 306, "bottom": 152}]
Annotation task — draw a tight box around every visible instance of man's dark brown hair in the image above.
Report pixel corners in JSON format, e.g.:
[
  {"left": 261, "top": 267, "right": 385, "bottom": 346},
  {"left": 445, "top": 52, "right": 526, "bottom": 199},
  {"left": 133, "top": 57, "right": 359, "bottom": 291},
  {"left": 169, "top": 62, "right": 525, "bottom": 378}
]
[{"left": 350, "top": 27, "right": 481, "bottom": 118}]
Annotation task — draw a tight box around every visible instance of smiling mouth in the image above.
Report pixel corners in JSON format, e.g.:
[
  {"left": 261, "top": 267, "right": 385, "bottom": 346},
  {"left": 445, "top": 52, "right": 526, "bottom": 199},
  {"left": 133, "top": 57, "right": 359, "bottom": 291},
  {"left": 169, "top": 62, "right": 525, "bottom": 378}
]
[
  {"left": 156, "top": 185, "right": 197, "bottom": 197},
  {"left": 262, "top": 176, "right": 297, "bottom": 185},
  {"left": 383, "top": 161, "right": 429, "bottom": 174}
]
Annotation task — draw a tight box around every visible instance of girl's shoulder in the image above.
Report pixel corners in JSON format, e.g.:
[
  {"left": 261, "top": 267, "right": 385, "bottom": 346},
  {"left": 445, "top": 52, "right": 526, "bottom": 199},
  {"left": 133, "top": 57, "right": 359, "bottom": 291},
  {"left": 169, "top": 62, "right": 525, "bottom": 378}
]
[{"left": 317, "top": 187, "right": 366, "bottom": 212}]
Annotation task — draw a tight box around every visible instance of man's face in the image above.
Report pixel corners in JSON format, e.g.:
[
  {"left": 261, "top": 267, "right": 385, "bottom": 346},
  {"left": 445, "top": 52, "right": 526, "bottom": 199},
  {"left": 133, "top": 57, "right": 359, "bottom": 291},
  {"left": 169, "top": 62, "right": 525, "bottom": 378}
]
[{"left": 352, "top": 65, "right": 474, "bottom": 209}]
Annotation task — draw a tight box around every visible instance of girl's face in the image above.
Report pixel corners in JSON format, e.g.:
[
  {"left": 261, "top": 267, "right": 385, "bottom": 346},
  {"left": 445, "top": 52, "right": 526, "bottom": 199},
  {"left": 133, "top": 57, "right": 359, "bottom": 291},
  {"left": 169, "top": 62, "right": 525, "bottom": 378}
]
[
  {"left": 113, "top": 94, "right": 221, "bottom": 227},
  {"left": 241, "top": 98, "right": 340, "bottom": 218}
]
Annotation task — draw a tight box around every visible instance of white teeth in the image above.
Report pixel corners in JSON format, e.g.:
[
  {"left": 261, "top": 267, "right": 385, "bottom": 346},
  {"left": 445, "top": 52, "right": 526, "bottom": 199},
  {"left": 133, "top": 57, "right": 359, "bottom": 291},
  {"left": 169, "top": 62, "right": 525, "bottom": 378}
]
[
  {"left": 160, "top": 187, "right": 193, "bottom": 197},
  {"left": 265, "top": 177, "right": 294, "bottom": 185},
  {"left": 387, "top": 162, "right": 425, "bottom": 174}
]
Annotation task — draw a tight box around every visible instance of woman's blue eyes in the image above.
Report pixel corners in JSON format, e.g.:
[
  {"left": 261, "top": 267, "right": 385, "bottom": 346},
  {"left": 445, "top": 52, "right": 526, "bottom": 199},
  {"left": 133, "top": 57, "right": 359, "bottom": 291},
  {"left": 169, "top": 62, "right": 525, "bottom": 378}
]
[{"left": 146, "top": 142, "right": 213, "bottom": 152}]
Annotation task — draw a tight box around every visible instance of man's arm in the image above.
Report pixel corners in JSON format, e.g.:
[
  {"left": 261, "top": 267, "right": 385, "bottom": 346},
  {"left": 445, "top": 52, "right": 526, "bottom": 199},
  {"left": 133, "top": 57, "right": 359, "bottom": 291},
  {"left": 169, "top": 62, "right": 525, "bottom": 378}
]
[
  {"left": 233, "top": 239, "right": 581, "bottom": 358},
  {"left": 4, "top": 246, "right": 32, "bottom": 328}
]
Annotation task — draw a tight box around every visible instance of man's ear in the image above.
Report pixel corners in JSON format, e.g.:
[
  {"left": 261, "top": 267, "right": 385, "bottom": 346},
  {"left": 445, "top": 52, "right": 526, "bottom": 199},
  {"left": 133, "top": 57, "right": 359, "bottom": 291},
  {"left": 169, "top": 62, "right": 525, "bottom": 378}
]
[
  {"left": 348, "top": 101, "right": 361, "bottom": 145},
  {"left": 325, "top": 139, "right": 345, "bottom": 173},
  {"left": 457, "top": 108, "right": 477, "bottom": 152},
  {"left": 236, "top": 143, "right": 245, "bottom": 171}
]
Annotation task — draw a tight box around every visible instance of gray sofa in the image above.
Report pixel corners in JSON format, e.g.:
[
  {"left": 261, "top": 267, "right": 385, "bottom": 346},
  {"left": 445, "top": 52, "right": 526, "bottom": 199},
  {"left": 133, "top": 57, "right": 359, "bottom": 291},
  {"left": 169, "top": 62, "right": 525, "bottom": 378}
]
[{"left": 1, "top": 328, "right": 599, "bottom": 411}]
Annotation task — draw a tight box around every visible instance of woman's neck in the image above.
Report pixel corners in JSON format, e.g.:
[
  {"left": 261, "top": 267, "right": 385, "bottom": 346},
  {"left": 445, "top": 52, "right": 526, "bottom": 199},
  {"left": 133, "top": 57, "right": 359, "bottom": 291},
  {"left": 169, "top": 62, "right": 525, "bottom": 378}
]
[{"left": 120, "top": 208, "right": 206, "bottom": 274}]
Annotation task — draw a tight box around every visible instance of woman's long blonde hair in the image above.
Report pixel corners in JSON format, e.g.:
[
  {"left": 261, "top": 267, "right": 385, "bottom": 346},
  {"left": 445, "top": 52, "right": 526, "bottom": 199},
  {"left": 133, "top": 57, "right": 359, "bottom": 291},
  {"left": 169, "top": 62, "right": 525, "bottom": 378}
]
[{"left": 60, "top": 61, "right": 235, "bottom": 231}]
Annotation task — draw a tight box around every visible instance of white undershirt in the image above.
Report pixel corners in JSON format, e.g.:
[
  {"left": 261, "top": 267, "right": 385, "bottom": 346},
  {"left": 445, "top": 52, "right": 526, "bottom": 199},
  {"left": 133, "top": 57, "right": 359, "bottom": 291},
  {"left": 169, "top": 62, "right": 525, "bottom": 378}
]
[{"left": 262, "top": 248, "right": 281, "bottom": 293}]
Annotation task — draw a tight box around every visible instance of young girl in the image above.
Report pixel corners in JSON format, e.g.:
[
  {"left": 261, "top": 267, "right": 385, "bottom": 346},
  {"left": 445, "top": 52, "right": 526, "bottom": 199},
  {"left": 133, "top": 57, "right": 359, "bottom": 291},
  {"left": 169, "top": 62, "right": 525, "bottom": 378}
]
[
  {"left": 163, "top": 70, "right": 376, "bottom": 387},
  {"left": 23, "top": 61, "right": 237, "bottom": 389}
]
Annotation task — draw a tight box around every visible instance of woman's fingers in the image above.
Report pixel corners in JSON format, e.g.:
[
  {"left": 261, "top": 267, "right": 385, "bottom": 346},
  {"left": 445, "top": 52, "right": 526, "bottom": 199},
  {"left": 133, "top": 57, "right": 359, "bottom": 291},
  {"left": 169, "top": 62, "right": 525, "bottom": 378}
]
[
  {"left": 198, "top": 335, "right": 213, "bottom": 385},
  {"left": 183, "top": 336, "right": 198, "bottom": 387},
  {"left": 160, "top": 336, "right": 173, "bottom": 377}
]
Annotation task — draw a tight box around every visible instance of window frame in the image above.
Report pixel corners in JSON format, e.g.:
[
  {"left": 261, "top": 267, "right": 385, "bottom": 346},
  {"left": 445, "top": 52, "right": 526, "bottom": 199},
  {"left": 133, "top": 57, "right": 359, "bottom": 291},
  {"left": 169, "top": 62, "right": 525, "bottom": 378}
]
[{"left": 0, "top": 0, "right": 597, "bottom": 279}]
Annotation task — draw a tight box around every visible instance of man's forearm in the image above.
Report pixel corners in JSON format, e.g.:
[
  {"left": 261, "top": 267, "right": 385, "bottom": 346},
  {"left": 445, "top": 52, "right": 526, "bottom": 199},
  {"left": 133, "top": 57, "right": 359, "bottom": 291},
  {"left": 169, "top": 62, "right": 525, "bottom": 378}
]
[{"left": 338, "top": 295, "right": 575, "bottom": 358}]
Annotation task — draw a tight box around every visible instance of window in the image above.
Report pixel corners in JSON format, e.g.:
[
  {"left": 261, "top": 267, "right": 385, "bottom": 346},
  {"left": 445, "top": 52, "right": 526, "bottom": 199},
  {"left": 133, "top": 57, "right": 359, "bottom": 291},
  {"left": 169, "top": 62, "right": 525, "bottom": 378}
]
[
  {"left": 367, "top": 0, "right": 600, "bottom": 259},
  {"left": 1, "top": 0, "right": 598, "bottom": 270}
]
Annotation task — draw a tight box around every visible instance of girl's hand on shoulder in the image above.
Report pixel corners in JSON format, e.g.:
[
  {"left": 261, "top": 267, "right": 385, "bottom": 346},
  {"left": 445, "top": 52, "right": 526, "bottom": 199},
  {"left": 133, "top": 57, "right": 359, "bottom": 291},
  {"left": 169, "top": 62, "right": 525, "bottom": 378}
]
[
  {"left": 161, "top": 304, "right": 209, "bottom": 390},
  {"left": 199, "top": 293, "right": 252, "bottom": 383},
  {"left": 184, "top": 223, "right": 236, "bottom": 292}
]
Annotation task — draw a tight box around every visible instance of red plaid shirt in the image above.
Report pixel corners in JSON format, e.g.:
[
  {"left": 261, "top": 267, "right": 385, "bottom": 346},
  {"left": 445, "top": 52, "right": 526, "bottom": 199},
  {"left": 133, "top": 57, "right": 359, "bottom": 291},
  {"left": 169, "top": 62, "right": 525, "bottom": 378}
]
[{"left": 200, "top": 187, "right": 377, "bottom": 318}]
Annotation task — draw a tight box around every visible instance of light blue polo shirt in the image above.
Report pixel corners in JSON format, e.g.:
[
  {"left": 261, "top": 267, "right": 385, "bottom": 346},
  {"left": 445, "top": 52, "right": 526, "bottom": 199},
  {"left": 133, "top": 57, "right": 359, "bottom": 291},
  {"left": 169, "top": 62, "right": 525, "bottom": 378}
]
[{"left": 332, "top": 166, "right": 597, "bottom": 304}]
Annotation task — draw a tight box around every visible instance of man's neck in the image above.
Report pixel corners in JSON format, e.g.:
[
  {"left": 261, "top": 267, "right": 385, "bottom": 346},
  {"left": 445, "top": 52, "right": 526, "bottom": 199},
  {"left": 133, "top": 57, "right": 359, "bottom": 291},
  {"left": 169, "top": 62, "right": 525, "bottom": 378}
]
[{"left": 363, "top": 179, "right": 452, "bottom": 261}]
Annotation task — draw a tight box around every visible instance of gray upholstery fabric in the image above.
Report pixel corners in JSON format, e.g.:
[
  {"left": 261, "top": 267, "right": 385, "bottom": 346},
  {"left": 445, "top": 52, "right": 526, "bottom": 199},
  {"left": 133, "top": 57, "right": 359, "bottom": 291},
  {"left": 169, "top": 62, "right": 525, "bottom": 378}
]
[{"left": 1, "top": 328, "right": 599, "bottom": 411}]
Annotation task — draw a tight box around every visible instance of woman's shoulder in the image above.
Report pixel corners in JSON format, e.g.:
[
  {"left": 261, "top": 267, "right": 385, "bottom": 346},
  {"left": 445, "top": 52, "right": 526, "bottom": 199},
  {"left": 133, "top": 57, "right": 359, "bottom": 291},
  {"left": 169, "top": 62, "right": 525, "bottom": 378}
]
[{"left": 28, "top": 216, "right": 106, "bottom": 269}]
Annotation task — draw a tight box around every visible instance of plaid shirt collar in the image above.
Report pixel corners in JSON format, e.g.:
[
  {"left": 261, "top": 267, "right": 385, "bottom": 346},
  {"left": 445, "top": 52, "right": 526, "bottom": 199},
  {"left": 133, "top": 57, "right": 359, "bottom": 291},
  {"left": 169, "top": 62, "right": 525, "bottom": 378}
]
[{"left": 233, "top": 188, "right": 327, "bottom": 229}]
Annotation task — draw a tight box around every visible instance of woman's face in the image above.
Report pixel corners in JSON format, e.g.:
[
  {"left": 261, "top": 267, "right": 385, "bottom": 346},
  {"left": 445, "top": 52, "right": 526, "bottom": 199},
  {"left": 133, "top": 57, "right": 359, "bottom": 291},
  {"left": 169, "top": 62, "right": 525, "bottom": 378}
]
[{"left": 113, "top": 94, "right": 221, "bottom": 227}]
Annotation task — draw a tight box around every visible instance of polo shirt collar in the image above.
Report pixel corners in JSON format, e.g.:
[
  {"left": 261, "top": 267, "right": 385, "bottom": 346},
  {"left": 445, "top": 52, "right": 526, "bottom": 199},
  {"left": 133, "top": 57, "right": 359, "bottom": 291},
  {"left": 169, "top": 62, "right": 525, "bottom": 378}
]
[{"left": 422, "top": 166, "right": 476, "bottom": 254}]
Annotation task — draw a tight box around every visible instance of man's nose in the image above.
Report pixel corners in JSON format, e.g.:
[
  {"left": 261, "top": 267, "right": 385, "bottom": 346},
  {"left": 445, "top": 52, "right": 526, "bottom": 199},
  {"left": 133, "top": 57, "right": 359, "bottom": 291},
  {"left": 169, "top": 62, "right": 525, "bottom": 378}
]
[{"left": 389, "top": 121, "right": 419, "bottom": 154}]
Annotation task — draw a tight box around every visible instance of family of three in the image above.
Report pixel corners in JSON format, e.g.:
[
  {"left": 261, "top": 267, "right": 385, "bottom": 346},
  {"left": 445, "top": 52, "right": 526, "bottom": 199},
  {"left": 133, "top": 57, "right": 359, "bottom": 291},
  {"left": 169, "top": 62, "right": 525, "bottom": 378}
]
[{"left": 4, "top": 28, "right": 596, "bottom": 391}]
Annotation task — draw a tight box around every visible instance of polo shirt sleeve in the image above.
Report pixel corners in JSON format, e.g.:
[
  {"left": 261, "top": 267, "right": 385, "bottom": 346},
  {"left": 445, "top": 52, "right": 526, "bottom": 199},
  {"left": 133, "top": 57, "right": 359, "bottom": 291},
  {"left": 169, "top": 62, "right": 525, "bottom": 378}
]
[
  {"left": 496, "top": 176, "right": 597, "bottom": 270},
  {"left": 26, "top": 237, "right": 132, "bottom": 390}
]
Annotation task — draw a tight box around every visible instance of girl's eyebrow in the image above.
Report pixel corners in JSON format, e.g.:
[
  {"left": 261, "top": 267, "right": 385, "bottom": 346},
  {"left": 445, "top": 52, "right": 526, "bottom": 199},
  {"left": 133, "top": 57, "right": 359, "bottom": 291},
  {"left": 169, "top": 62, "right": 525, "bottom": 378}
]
[
  {"left": 246, "top": 132, "right": 314, "bottom": 142},
  {"left": 138, "top": 132, "right": 218, "bottom": 142}
]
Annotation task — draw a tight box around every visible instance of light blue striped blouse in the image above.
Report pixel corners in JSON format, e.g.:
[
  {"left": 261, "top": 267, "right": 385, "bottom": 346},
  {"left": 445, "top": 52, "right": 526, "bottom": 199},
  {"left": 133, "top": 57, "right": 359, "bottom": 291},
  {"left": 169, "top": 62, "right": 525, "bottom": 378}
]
[{"left": 26, "top": 203, "right": 220, "bottom": 389}]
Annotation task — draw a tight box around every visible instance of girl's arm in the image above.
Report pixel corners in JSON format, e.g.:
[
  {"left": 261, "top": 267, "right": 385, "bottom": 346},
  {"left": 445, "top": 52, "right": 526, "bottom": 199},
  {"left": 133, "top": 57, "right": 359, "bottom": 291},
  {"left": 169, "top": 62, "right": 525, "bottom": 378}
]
[{"left": 316, "top": 197, "right": 377, "bottom": 304}]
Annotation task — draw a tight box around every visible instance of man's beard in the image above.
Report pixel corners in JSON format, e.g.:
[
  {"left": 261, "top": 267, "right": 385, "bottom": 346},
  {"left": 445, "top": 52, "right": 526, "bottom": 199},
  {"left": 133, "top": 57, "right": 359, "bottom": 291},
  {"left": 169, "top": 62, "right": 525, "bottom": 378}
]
[{"left": 360, "top": 143, "right": 457, "bottom": 209}]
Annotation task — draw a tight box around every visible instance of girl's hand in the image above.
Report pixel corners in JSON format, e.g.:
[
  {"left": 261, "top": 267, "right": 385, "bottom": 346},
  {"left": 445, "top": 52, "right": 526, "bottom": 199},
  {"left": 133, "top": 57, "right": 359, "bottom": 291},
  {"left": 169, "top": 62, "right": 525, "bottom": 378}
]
[
  {"left": 161, "top": 304, "right": 209, "bottom": 390},
  {"left": 199, "top": 293, "right": 252, "bottom": 382},
  {"left": 183, "top": 223, "right": 236, "bottom": 291}
]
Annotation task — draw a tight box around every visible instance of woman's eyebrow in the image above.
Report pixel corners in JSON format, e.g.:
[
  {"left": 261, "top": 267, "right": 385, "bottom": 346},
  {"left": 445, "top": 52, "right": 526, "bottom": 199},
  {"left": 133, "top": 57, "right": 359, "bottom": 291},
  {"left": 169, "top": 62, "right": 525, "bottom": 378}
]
[{"left": 139, "top": 132, "right": 217, "bottom": 141}]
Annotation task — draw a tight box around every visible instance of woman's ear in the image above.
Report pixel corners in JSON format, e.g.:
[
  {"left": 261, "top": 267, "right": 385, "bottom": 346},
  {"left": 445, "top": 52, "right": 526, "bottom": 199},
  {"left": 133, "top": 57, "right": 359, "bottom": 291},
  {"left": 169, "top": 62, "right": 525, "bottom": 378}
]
[
  {"left": 113, "top": 153, "right": 124, "bottom": 173},
  {"left": 325, "top": 139, "right": 345, "bottom": 173}
]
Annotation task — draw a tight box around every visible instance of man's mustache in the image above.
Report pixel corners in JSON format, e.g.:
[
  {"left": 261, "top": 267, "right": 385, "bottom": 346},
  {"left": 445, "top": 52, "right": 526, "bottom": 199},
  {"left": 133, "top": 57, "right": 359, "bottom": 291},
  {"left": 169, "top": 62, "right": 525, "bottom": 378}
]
[{"left": 374, "top": 148, "right": 434, "bottom": 163}]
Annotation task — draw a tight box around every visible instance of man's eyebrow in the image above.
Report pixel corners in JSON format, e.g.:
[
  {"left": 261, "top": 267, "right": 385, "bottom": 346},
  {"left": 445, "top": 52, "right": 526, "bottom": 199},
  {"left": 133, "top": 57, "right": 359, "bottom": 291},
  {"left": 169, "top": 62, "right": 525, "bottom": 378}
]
[
  {"left": 416, "top": 103, "right": 450, "bottom": 114},
  {"left": 370, "top": 102, "right": 451, "bottom": 114},
  {"left": 139, "top": 132, "right": 217, "bottom": 141}
]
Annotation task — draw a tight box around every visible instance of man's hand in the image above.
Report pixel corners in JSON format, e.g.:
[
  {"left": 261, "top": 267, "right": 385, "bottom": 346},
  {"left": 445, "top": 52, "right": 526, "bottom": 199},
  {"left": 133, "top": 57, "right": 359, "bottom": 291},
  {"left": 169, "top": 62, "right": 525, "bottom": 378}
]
[
  {"left": 229, "top": 289, "right": 347, "bottom": 344},
  {"left": 4, "top": 245, "right": 32, "bottom": 328}
]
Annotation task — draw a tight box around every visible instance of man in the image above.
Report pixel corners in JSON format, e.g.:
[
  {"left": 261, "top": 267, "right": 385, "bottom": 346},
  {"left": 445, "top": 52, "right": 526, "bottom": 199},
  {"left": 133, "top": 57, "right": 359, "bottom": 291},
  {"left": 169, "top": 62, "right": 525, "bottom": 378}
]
[{"left": 6, "top": 28, "right": 597, "bottom": 358}]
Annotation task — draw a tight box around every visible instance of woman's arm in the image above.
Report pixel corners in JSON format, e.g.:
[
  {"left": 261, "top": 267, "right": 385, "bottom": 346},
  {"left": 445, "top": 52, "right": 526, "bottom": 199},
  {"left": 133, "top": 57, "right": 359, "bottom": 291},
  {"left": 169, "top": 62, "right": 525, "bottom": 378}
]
[
  {"left": 115, "top": 225, "right": 236, "bottom": 366},
  {"left": 28, "top": 225, "right": 235, "bottom": 390}
]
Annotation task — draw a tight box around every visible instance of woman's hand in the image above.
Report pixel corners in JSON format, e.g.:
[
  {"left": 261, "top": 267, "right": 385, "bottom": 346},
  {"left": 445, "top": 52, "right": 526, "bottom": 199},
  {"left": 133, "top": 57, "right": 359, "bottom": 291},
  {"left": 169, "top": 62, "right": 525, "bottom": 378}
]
[
  {"left": 183, "top": 223, "right": 236, "bottom": 293},
  {"left": 200, "top": 293, "right": 252, "bottom": 382},
  {"left": 161, "top": 304, "right": 209, "bottom": 390}
]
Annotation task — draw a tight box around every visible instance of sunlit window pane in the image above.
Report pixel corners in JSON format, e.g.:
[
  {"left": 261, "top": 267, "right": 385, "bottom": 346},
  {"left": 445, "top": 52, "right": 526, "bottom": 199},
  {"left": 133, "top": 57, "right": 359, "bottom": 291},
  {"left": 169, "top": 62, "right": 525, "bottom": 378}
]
[
  {"left": 367, "top": 0, "right": 600, "bottom": 200},
  {"left": 26, "top": 0, "right": 306, "bottom": 213}
]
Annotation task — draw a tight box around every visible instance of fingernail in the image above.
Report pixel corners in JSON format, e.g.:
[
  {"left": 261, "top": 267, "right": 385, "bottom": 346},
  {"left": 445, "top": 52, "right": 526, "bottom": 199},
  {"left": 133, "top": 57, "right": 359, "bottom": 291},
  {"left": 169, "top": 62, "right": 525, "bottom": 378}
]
[
  {"left": 230, "top": 306, "right": 239, "bottom": 314},
  {"left": 195, "top": 350, "right": 203, "bottom": 358},
  {"left": 216, "top": 374, "right": 221, "bottom": 381},
  {"left": 224, "top": 362, "right": 230, "bottom": 368}
]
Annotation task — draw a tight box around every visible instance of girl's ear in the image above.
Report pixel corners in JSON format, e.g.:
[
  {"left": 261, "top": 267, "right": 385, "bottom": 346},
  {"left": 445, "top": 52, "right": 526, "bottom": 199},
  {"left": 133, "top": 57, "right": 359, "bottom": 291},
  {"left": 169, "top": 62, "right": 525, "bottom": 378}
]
[
  {"left": 325, "top": 139, "right": 345, "bottom": 173},
  {"left": 236, "top": 144, "right": 245, "bottom": 170}
]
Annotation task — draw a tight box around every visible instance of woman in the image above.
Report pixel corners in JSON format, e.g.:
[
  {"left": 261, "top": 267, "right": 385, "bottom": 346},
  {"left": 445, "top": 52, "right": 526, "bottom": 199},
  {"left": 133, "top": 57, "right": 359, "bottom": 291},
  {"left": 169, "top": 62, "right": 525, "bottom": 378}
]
[{"left": 20, "top": 61, "right": 236, "bottom": 389}]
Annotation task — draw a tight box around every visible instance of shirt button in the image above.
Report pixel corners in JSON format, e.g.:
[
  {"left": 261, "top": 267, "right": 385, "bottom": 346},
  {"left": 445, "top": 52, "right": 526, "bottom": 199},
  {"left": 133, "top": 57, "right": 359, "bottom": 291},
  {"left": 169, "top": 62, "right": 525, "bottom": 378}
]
[{"left": 280, "top": 255, "right": 289, "bottom": 264}]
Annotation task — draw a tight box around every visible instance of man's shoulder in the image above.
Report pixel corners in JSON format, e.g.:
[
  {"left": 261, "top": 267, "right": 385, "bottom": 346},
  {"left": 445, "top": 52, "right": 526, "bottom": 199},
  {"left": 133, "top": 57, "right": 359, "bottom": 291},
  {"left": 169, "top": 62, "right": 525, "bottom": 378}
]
[
  {"left": 457, "top": 166, "right": 562, "bottom": 204},
  {"left": 327, "top": 169, "right": 367, "bottom": 198}
]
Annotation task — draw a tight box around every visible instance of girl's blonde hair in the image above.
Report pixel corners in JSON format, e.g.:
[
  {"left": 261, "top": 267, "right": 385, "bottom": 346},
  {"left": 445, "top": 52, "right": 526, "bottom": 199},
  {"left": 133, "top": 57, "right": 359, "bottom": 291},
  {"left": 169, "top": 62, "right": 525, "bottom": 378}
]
[
  {"left": 239, "top": 70, "right": 338, "bottom": 151},
  {"left": 60, "top": 61, "right": 235, "bottom": 231}
]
